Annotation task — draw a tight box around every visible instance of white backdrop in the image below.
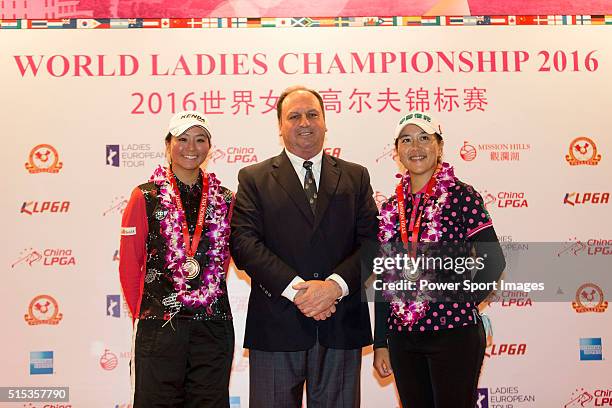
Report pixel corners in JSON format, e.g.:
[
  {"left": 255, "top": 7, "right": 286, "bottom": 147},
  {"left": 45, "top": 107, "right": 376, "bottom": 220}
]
[{"left": 1, "top": 25, "right": 611, "bottom": 408}]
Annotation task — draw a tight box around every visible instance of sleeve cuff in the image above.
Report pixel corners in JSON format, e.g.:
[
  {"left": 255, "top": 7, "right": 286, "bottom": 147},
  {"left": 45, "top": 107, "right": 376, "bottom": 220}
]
[
  {"left": 281, "top": 276, "right": 305, "bottom": 301},
  {"left": 327, "top": 274, "right": 349, "bottom": 299}
]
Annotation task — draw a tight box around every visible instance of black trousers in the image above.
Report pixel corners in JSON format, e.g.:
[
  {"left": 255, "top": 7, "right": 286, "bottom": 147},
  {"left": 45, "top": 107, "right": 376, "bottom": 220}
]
[
  {"left": 388, "top": 322, "right": 486, "bottom": 408},
  {"left": 132, "top": 318, "right": 234, "bottom": 408}
]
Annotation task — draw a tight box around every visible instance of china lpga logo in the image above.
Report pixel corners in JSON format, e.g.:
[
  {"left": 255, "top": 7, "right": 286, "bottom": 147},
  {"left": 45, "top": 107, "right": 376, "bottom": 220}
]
[
  {"left": 481, "top": 190, "right": 528, "bottom": 208},
  {"left": 209, "top": 145, "right": 259, "bottom": 164}
]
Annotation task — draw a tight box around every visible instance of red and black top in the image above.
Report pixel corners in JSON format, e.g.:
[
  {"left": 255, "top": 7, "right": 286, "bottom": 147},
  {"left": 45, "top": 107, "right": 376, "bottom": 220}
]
[{"left": 119, "top": 173, "right": 233, "bottom": 321}]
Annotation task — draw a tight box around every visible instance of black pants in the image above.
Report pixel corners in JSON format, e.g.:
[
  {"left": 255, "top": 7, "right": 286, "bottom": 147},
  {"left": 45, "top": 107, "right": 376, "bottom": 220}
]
[
  {"left": 132, "top": 318, "right": 234, "bottom": 408},
  {"left": 388, "top": 322, "right": 486, "bottom": 408}
]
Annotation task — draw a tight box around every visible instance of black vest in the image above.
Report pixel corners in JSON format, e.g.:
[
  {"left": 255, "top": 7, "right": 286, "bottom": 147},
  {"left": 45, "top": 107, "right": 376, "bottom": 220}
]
[{"left": 137, "top": 176, "right": 233, "bottom": 321}]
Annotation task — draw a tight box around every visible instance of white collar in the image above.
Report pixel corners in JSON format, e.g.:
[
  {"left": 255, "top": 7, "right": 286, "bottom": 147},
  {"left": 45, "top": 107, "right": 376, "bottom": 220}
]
[{"left": 285, "top": 149, "right": 324, "bottom": 168}]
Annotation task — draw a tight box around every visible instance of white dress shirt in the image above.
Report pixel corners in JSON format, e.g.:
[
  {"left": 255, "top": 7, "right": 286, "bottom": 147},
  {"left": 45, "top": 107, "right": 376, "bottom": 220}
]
[{"left": 281, "top": 149, "right": 350, "bottom": 302}]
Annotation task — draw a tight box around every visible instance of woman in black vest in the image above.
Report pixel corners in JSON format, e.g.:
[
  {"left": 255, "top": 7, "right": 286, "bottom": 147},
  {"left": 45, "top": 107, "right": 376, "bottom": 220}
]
[{"left": 120, "top": 111, "right": 234, "bottom": 407}]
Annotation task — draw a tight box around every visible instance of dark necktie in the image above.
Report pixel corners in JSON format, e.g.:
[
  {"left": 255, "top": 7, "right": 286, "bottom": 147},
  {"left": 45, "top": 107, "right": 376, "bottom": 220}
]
[{"left": 303, "top": 160, "right": 317, "bottom": 214}]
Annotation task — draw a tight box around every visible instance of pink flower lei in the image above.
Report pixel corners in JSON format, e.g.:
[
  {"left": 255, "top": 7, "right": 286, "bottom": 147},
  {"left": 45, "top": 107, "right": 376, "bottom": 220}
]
[
  {"left": 377, "top": 162, "right": 456, "bottom": 327},
  {"left": 150, "top": 165, "right": 230, "bottom": 313}
]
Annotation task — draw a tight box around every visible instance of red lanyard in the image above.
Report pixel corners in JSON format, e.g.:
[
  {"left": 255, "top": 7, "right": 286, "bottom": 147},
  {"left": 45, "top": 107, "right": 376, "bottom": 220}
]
[
  {"left": 168, "top": 170, "right": 209, "bottom": 258},
  {"left": 396, "top": 175, "right": 436, "bottom": 246}
]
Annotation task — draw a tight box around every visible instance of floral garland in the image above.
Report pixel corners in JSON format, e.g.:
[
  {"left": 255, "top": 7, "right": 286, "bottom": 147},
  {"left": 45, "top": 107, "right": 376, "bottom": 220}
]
[
  {"left": 150, "top": 165, "right": 230, "bottom": 313},
  {"left": 377, "top": 162, "right": 456, "bottom": 327}
]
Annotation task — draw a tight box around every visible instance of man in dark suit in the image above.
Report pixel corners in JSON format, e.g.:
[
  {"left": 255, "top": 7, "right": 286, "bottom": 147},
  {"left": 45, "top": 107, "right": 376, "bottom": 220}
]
[{"left": 230, "top": 86, "right": 378, "bottom": 408}]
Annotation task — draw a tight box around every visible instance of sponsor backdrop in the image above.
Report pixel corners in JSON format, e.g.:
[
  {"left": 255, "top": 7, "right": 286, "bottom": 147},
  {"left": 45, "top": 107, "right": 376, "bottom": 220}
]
[{"left": 1, "top": 21, "right": 611, "bottom": 408}]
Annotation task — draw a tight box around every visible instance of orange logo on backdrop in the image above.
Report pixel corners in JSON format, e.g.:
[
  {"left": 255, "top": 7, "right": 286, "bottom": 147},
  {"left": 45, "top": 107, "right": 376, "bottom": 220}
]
[
  {"left": 566, "top": 137, "right": 601, "bottom": 166},
  {"left": 572, "top": 283, "right": 608, "bottom": 313},
  {"left": 24, "top": 295, "right": 63, "bottom": 325},
  {"left": 25, "top": 144, "right": 63, "bottom": 173}
]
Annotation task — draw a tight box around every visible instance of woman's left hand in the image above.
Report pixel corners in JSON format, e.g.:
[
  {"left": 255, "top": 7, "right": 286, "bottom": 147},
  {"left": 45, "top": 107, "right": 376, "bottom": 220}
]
[{"left": 373, "top": 347, "right": 393, "bottom": 377}]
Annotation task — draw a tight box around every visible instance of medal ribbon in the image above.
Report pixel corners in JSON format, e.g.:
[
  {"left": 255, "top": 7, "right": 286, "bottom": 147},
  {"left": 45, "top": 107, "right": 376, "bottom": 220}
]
[
  {"left": 396, "top": 172, "right": 437, "bottom": 250},
  {"left": 168, "top": 169, "right": 209, "bottom": 258}
]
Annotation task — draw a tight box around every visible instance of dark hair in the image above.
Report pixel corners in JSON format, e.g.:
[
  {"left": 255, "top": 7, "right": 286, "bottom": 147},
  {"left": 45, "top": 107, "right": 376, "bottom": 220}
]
[
  {"left": 165, "top": 130, "right": 211, "bottom": 145},
  {"left": 394, "top": 133, "right": 443, "bottom": 149},
  {"left": 276, "top": 86, "right": 325, "bottom": 122}
]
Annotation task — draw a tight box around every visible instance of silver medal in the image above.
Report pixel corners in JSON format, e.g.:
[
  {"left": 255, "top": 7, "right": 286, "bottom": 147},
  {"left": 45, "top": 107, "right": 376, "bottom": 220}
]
[{"left": 402, "top": 257, "right": 422, "bottom": 282}]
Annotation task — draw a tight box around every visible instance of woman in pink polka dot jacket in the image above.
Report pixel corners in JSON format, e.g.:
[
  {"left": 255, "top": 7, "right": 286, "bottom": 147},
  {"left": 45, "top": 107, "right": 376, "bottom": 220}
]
[{"left": 373, "top": 111, "right": 505, "bottom": 408}]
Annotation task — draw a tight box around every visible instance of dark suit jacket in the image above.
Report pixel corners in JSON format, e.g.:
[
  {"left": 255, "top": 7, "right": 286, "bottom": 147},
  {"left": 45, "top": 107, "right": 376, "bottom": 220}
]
[{"left": 230, "top": 150, "right": 378, "bottom": 351}]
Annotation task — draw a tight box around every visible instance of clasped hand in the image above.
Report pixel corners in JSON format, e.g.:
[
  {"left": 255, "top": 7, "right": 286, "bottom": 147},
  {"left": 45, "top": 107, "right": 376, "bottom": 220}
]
[{"left": 293, "top": 280, "right": 342, "bottom": 321}]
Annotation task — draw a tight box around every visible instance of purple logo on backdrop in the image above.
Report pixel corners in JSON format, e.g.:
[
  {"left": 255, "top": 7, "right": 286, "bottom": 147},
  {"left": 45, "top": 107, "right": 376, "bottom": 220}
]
[
  {"left": 107, "top": 295, "right": 121, "bottom": 318},
  {"left": 106, "top": 145, "right": 120, "bottom": 167},
  {"left": 475, "top": 388, "right": 489, "bottom": 408}
]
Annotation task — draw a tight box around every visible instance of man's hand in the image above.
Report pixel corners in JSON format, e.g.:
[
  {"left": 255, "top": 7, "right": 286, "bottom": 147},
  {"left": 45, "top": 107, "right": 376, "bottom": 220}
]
[
  {"left": 294, "top": 288, "right": 336, "bottom": 320},
  {"left": 373, "top": 348, "right": 393, "bottom": 377},
  {"left": 293, "top": 280, "right": 342, "bottom": 318},
  {"left": 312, "top": 304, "right": 336, "bottom": 321}
]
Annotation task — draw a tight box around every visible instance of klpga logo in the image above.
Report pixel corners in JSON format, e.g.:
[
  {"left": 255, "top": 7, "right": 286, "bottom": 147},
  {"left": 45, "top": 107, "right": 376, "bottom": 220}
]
[
  {"left": 580, "top": 338, "right": 603, "bottom": 361},
  {"left": 485, "top": 343, "right": 527, "bottom": 358},
  {"left": 564, "top": 192, "right": 609, "bottom": 206},
  {"left": 30, "top": 351, "right": 53, "bottom": 375},
  {"left": 21, "top": 201, "right": 70, "bottom": 215}
]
